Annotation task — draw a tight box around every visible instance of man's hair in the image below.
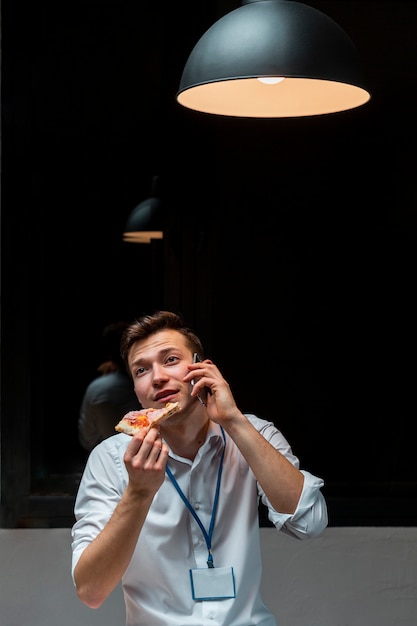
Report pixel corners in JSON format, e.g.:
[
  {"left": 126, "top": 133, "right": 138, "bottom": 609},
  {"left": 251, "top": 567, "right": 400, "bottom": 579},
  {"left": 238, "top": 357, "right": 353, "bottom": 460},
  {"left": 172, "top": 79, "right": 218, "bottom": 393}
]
[{"left": 120, "top": 311, "right": 204, "bottom": 368}]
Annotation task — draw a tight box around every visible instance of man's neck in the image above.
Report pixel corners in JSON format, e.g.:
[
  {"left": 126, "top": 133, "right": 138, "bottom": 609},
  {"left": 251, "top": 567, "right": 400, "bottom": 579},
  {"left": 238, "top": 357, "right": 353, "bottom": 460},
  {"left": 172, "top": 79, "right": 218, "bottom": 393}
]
[{"left": 162, "top": 418, "right": 210, "bottom": 461}]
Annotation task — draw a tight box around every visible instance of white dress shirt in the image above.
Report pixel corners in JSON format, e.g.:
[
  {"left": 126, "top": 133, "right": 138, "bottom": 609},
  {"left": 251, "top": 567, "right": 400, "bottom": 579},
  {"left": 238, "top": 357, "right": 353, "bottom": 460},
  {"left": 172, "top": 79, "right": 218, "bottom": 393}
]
[{"left": 72, "top": 414, "right": 328, "bottom": 626}]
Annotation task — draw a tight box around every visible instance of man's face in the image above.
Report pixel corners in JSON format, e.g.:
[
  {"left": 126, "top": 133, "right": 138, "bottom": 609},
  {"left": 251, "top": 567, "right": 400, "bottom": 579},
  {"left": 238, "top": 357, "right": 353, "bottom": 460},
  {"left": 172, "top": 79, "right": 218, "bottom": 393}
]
[{"left": 128, "top": 329, "right": 194, "bottom": 410}]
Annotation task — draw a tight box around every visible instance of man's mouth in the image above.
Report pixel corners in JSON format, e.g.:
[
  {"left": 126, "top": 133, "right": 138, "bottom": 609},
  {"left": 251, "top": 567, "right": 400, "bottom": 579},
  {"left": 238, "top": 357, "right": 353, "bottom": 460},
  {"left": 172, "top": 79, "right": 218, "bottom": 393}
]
[{"left": 154, "top": 390, "right": 177, "bottom": 403}]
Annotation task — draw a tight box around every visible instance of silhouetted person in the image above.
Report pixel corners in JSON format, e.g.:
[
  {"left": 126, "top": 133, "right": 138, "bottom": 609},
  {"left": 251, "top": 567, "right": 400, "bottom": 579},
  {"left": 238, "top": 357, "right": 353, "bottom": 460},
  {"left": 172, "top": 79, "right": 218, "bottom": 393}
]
[{"left": 78, "top": 321, "right": 141, "bottom": 451}]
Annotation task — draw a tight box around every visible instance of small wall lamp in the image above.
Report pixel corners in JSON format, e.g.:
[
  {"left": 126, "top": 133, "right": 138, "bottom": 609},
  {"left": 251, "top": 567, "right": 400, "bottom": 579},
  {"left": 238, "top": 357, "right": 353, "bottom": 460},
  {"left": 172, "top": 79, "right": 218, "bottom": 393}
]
[
  {"left": 123, "top": 176, "right": 163, "bottom": 244},
  {"left": 177, "top": 0, "right": 371, "bottom": 118}
]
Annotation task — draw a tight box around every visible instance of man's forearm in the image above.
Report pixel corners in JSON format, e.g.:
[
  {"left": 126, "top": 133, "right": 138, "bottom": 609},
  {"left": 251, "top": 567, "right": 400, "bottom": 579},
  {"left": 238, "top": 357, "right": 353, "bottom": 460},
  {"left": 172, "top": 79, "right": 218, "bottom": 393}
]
[{"left": 225, "top": 415, "right": 304, "bottom": 514}]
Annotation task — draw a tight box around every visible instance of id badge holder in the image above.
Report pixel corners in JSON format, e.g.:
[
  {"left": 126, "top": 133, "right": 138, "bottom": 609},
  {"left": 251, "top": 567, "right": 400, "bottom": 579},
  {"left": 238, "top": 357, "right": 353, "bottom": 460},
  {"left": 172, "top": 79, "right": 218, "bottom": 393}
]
[{"left": 190, "top": 566, "right": 236, "bottom": 601}]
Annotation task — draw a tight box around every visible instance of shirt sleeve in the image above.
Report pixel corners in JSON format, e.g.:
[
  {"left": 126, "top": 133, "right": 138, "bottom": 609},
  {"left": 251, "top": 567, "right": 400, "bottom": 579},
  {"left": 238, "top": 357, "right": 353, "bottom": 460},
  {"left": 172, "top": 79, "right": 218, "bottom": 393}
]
[
  {"left": 71, "top": 435, "right": 129, "bottom": 580},
  {"left": 246, "top": 414, "right": 328, "bottom": 539},
  {"left": 78, "top": 392, "right": 101, "bottom": 451}
]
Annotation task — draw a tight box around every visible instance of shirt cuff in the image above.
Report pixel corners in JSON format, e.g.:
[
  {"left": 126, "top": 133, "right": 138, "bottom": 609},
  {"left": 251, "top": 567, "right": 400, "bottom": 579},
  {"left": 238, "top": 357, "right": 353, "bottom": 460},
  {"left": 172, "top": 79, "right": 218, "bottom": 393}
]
[{"left": 266, "top": 470, "right": 328, "bottom": 539}]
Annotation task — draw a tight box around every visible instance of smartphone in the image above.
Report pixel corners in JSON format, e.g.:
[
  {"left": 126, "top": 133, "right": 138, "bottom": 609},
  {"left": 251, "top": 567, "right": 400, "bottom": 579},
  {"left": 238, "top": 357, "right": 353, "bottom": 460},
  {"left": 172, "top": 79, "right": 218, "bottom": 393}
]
[{"left": 192, "top": 353, "right": 212, "bottom": 406}]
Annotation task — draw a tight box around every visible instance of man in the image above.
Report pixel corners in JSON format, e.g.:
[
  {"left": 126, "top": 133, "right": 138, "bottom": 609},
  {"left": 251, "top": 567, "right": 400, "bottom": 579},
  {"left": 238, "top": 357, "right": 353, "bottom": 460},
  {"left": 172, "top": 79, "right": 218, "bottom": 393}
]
[{"left": 71, "top": 310, "right": 328, "bottom": 625}]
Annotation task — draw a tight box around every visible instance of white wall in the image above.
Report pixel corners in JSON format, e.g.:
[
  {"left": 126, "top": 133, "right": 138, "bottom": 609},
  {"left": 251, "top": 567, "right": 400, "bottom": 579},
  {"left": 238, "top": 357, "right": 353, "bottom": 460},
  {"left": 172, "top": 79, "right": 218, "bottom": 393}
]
[
  {"left": 1, "top": 527, "right": 416, "bottom": 626},
  {"left": 260, "top": 527, "right": 417, "bottom": 626}
]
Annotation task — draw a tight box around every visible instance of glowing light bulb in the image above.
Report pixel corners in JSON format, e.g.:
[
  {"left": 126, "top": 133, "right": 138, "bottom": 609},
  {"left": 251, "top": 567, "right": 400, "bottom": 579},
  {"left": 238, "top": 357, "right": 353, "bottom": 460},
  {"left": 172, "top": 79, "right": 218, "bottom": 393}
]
[{"left": 257, "top": 77, "right": 285, "bottom": 85}]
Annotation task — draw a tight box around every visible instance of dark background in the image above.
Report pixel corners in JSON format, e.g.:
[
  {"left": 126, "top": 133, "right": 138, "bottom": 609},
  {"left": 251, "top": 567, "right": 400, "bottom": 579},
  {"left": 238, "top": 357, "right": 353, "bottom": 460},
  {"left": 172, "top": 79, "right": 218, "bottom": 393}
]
[{"left": 1, "top": 0, "right": 416, "bottom": 526}]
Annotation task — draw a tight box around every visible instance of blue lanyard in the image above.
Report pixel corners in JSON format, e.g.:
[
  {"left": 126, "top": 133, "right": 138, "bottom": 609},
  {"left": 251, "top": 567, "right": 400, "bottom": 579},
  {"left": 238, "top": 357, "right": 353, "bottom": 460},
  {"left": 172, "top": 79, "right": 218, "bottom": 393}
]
[{"left": 165, "top": 427, "right": 226, "bottom": 568}]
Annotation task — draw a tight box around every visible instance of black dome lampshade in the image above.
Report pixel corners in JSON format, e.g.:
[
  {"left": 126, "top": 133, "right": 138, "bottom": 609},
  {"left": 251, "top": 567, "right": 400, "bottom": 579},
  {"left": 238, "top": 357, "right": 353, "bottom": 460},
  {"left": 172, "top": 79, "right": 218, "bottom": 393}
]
[
  {"left": 177, "top": 0, "right": 371, "bottom": 118},
  {"left": 123, "top": 176, "right": 164, "bottom": 244}
]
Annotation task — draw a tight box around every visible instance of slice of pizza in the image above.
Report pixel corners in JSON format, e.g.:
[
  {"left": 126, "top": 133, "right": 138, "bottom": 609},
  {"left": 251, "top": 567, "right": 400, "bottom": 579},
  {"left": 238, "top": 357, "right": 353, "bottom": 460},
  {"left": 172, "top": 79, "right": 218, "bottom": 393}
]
[{"left": 115, "top": 401, "right": 180, "bottom": 435}]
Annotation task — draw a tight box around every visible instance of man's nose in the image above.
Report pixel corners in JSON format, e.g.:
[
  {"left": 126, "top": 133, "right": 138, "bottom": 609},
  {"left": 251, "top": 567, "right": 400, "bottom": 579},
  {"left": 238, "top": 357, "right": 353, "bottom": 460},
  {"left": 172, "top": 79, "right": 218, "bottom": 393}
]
[{"left": 152, "top": 364, "right": 167, "bottom": 383}]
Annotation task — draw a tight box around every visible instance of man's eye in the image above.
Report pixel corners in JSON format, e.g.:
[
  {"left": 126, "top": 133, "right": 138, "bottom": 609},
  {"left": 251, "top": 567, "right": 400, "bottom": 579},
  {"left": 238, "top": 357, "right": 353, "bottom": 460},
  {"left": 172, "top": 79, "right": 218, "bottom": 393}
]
[
  {"left": 135, "top": 367, "right": 146, "bottom": 377},
  {"left": 166, "top": 356, "right": 178, "bottom": 364}
]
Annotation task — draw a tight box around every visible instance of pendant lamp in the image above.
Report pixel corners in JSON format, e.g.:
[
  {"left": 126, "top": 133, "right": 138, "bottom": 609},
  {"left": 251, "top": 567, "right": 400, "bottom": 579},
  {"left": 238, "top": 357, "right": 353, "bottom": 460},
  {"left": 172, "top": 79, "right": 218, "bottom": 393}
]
[
  {"left": 177, "top": 0, "right": 371, "bottom": 117},
  {"left": 123, "top": 176, "right": 163, "bottom": 244}
]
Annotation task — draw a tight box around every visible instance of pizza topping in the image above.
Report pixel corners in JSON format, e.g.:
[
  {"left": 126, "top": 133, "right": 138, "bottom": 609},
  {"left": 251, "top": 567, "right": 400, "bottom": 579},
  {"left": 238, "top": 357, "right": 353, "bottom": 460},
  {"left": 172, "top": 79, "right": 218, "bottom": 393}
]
[{"left": 116, "top": 412, "right": 150, "bottom": 431}]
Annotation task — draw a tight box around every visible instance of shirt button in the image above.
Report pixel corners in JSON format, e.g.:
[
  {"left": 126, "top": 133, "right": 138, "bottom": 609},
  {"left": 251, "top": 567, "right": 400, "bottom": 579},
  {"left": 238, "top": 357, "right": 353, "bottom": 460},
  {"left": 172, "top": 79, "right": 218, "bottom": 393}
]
[
  {"left": 194, "top": 502, "right": 200, "bottom": 510},
  {"left": 208, "top": 612, "right": 215, "bottom": 620}
]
